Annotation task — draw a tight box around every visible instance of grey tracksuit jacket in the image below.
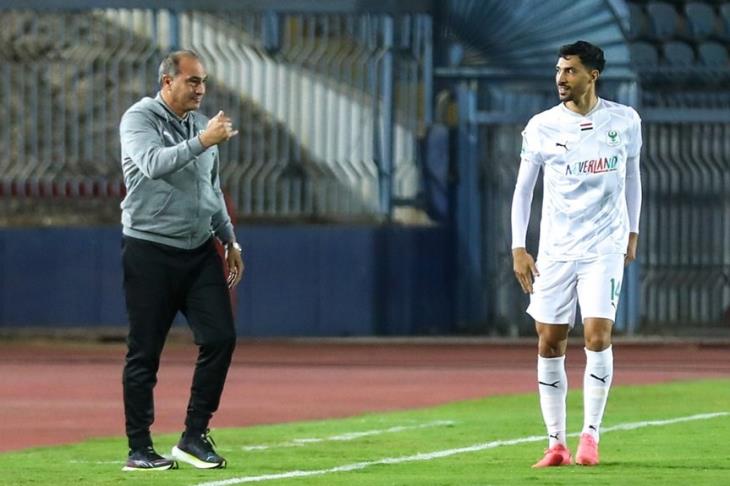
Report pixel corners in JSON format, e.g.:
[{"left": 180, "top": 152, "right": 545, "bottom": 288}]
[{"left": 119, "top": 93, "right": 235, "bottom": 249}]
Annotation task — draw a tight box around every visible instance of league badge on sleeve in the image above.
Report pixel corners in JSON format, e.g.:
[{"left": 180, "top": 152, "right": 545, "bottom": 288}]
[{"left": 606, "top": 129, "right": 621, "bottom": 146}]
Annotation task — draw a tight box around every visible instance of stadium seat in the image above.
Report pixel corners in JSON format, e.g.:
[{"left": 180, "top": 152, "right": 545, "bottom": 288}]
[
  {"left": 662, "top": 40, "right": 696, "bottom": 65},
  {"left": 697, "top": 41, "right": 729, "bottom": 66},
  {"left": 683, "top": 2, "right": 717, "bottom": 40},
  {"left": 628, "top": 3, "right": 649, "bottom": 41},
  {"left": 719, "top": 3, "right": 730, "bottom": 41},
  {"left": 684, "top": 2, "right": 717, "bottom": 41},
  {"left": 646, "top": 2, "right": 679, "bottom": 41},
  {"left": 630, "top": 41, "right": 660, "bottom": 68}
]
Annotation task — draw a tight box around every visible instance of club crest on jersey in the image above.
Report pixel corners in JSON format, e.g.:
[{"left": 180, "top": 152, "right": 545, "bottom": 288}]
[{"left": 606, "top": 129, "right": 621, "bottom": 146}]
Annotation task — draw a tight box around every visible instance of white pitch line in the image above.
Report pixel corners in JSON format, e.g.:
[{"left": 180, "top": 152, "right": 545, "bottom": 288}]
[
  {"left": 194, "top": 412, "right": 729, "bottom": 486},
  {"left": 65, "top": 421, "right": 455, "bottom": 465},
  {"left": 240, "top": 420, "right": 456, "bottom": 451},
  {"left": 69, "top": 460, "right": 125, "bottom": 465}
]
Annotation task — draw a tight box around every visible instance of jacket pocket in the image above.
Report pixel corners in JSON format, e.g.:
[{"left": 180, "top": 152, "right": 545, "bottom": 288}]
[
  {"left": 125, "top": 183, "right": 188, "bottom": 236},
  {"left": 151, "top": 190, "right": 174, "bottom": 217}
]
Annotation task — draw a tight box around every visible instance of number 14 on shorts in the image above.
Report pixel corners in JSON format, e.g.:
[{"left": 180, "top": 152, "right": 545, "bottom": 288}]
[{"left": 610, "top": 278, "right": 621, "bottom": 306}]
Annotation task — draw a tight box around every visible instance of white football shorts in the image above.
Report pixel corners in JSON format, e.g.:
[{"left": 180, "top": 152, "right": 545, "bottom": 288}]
[{"left": 526, "top": 254, "right": 625, "bottom": 327}]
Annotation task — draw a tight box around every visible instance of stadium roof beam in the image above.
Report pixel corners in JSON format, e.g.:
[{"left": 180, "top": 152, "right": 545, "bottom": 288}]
[
  {"left": 436, "top": 0, "right": 632, "bottom": 74},
  {"left": 434, "top": 65, "right": 637, "bottom": 81},
  {"left": 0, "top": 0, "right": 434, "bottom": 13}
]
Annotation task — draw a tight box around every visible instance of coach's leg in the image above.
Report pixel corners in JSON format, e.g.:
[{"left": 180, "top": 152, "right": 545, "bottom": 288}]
[
  {"left": 182, "top": 242, "right": 237, "bottom": 436},
  {"left": 536, "top": 322, "right": 570, "bottom": 450},
  {"left": 122, "top": 237, "right": 179, "bottom": 450}
]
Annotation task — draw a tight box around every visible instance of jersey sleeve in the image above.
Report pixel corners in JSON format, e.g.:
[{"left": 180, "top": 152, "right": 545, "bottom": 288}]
[
  {"left": 626, "top": 108, "right": 643, "bottom": 158},
  {"left": 511, "top": 118, "right": 543, "bottom": 249},
  {"left": 520, "top": 118, "right": 544, "bottom": 167},
  {"left": 625, "top": 154, "right": 642, "bottom": 233},
  {"left": 511, "top": 159, "right": 541, "bottom": 249}
]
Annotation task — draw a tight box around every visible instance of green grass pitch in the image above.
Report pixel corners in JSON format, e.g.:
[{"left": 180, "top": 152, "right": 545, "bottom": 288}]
[{"left": 1, "top": 379, "right": 728, "bottom": 485}]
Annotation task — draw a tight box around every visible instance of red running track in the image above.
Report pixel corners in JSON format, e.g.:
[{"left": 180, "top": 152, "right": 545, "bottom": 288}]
[{"left": 1, "top": 339, "right": 728, "bottom": 452}]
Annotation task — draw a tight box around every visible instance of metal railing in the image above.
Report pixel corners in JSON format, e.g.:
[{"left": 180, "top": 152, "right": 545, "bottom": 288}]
[
  {"left": 639, "top": 99, "right": 730, "bottom": 331},
  {"left": 0, "top": 8, "right": 432, "bottom": 220}
]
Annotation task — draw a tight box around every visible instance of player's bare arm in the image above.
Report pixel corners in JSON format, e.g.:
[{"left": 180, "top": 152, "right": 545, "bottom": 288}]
[{"left": 512, "top": 247, "right": 539, "bottom": 294}]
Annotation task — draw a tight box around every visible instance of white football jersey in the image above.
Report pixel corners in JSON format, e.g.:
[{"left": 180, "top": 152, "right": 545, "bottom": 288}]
[{"left": 520, "top": 98, "right": 642, "bottom": 261}]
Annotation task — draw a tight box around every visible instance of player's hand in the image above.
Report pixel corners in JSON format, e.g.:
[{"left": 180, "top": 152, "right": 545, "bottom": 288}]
[
  {"left": 512, "top": 247, "right": 539, "bottom": 294},
  {"left": 225, "top": 242, "right": 244, "bottom": 289},
  {"left": 200, "top": 111, "right": 239, "bottom": 148},
  {"left": 625, "top": 232, "right": 638, "bottom": 267}
]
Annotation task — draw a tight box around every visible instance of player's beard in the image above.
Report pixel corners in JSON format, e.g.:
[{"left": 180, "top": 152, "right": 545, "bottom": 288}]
[{"left": 557, "top": 85, "right": 572, "bottom": 102}]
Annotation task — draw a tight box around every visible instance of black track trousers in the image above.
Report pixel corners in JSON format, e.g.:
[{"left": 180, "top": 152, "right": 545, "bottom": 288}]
[{"left": 121, "top": 236, "right": 236, "bottom": 450}]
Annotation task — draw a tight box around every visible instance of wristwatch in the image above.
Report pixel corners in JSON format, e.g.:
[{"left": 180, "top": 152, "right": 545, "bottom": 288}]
[{"left": 226, "top": 241, "right": 242, "bottom": 253}]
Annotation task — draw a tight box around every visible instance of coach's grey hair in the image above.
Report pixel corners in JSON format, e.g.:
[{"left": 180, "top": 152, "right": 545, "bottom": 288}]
[{"left": 158, "top": 50, "right": 201, "bottom": 85}]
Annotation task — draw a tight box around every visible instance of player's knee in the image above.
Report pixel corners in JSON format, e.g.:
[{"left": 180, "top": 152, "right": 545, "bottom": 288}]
[
  {"left": 536, "top": 325, "right": 569, "bottom": 357},
  {"left": 538, "top": 338, "right": 567, "bottom": 358},
  {"left": 584, "top": 334, "right": 611, "bottom": 351}
]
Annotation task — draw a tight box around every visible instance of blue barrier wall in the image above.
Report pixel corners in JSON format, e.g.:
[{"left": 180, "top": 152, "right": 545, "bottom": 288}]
[{"left": 0, "top": 225, "right": 453, "bottom": 336}]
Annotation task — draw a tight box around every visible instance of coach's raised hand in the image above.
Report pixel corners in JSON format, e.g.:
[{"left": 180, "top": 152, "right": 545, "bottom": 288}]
[{"left": 199, "top": 110, "right": 239, "bottom": 148}]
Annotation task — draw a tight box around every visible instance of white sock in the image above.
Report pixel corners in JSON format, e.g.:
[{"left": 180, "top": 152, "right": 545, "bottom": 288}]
[
  {"left": 537, "top": 355, "right": 567, "bottom": 448},
  {"left": 582, "top": 345, "right": 614, "bottom": 442}
]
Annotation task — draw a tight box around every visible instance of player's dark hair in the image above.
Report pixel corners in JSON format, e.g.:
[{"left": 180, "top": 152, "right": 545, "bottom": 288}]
[
  {"left": 558, "top": 41, "right": 605, "bottom": 73},
  {"left": 158, "top": 50, "right": 201, "bottom": 85}
]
